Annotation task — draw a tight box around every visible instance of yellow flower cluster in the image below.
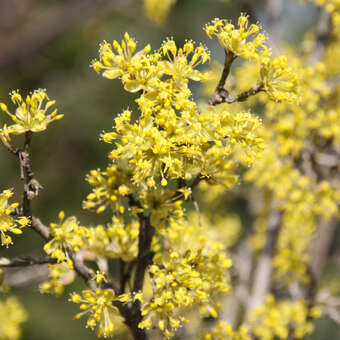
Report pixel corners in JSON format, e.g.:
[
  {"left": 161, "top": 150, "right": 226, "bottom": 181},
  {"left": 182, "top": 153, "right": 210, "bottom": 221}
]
[
  {"left": 261, "top": 61, "right": 330, "bottom": 157},
  {"left": 101, "top": 105, "right": 262, "bottom": 191},
  {"left": 40, "top": 262, "right": 74, "bottom": 295},
  {"left": 71, "top": 288, "right": 122, "bottom": 338},
  {"left": 0, "top": 89, "right": 63, "bottom": 139},
  {"left": 0, "top": 297, "right": 27, "bottom": 340},
  {"left": 242, "top": 27, "right": 340, "bottom": 281},
  {"left": 0, "top": 189, "right": 30, "bottom": 247},
  {"left": 260, "top": 56, "right": 299, "bottom": 103},
  {"left": 204, "top": 14, "right": 299, "bottom": 104},
  {"left": 161, "top": 38, "right": 210, "bottom": 88},
  {"left": 96, "top": 216, "right": 139, "bottom": 261},
  {"left": 140, "top": 220, "right": 232, "bottom": 338},
  {"left": 246, "top": 146, "right": 340, "bottom": 282},
  {"left": 143, "top": 0, "right": 177, "bottom": 25},
  {"left": 83, "top": 162, "right": 134, "bottom": 214},
  {"left": 92, "top": 33, "right": 158, "bottom": 93},
  {"left": 43, "top": 211, "right": 86, "bottom": 264},
  {"left": 90, "top": 32, "right": 264, "bottom": 198},
  {"left": 204, "top": 14, "right": 266, "bottom": 60},
  {"left": 45, "top": 210, "right": 140, "bottom": 266},
  {"left": 198, "top": 322, "right": 250, "bottom": 340},
  {"left": 249, "top": 295, "right": 321, "bottom": 340}
]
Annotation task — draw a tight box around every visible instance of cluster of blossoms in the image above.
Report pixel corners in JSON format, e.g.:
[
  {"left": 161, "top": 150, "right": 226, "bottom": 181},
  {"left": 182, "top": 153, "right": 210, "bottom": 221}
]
[
  {"left": 0, "top": 89, "right": 63, "bottom": 140},
  {"left": 242, "top": 28, "right": 340, "bottom": 283},
  {"left": 139, "top": 221, "right": 232, "bottom": 337},
  {"left": 249, "top": 295, "right": 321, "bottom": 340},
  {"left": 43, "top": 211, "right": 87, "bottom": 265},
  {"left": 246, "top": 143, "right": 340, "bottom": 282},
  {"left": 205, "top": 14, "right": 299, "bottom": 103},
  {"left": 204, "top": 15, "right": 266, "bottom": 60},
  {"left": 79, "top": 220, "right": 138, "bottom": 261},
  {"left": 0, "top": 189, "right": 30, "bottom": 247},
  {"left": 71, "top": 289, "right": 123, "bottom": 338},
  {"left": 260, "top": 56, "right": 299, "bottom": 103},
  {"left": 0, "top": 297, "right": 27, "bottom": 340},
  {"left": 43, "top": 212, "right": 140, "bottom": 265},
  {"left": 83, "top": 163, "right": 134, "bottom": 214}
]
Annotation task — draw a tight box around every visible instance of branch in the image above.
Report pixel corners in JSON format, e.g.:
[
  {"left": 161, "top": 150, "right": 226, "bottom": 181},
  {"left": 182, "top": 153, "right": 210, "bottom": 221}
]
[
  {"left": 209, "top": 78, "right": 263, "bottom": 106},
  {"left": 0, "top": 256, "right": 57, "bottom": 268},
  {"left": 31, "top": 216, "right": 51, "bottom": 241},
  {"left": 133, "top": 215, "right": 154, "bottom": 292},
  {"left": 0, "top": 135, "right": 18, "bottom": 155},
  {"left": 209, "top": 49, "right": 236, "bottom": 105},
  {"left": 246, "top": 208, "right": 282, "bottom": 317}
]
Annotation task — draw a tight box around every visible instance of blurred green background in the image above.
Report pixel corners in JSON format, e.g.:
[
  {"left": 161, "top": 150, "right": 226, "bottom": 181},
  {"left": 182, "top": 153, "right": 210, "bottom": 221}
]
[{"left": 0, "top": 0, "right": 338, "bottom": 339}]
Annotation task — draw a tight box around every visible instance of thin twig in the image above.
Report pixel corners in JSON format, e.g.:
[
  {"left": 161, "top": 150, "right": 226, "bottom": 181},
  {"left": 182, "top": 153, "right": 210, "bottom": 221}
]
[
  {"left": 209, "top": 50, "right": 236, "bottom": 105},
  {"left": 0, "top": 135, "right": 18, "bottom": 155},
  {"left": 0, "top": 256, "right": 57, "bottom": 267},
  {"left": 31, "top": 216, "right": 51, "bottom": 241}
]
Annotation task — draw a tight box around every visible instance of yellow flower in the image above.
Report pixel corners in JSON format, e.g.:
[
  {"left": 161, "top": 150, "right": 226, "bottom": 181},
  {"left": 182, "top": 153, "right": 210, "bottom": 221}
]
[
  {"left": 71, "top": 288, "right": 123, "bottom": 338},
  {"left": 205, "top": 14, "right": 266, "bottom": 60},
  {"left": 0, "top": 89, "right": 63, "bottom": 139},
  {"left": 160, "top": 38, "right": 210, "bottom": 89},
  {"left": 260, "top": 55, "right": 299, "bottom": 103},
  {"left": 249, "top": 296, "right": 319, "bottom": 340},
  {"left": 43, "top": 211, "right": 86, "bottom": 264},
  {"left": 92, "top": 33, "right": 161, "bottom": 93},
  {"left": 0, "top": 189, "right": 30, "bottom": 247}
]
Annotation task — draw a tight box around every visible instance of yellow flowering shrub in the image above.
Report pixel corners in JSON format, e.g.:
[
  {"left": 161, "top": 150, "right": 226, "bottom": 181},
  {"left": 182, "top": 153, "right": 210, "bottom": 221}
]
[
  {"left": 1, "top": 4, "right": 338, "bottom": 340},
  {"left": 249, "top": 295, "right": 321, "bottom": 340}
]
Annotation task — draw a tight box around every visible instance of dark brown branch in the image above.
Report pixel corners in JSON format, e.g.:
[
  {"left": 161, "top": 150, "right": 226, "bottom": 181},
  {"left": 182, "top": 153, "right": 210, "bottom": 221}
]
[
  {"left": 209, "top": 49, "right": 236, "bottom": 105},
  {"left": 234, "top": 83, "right": 264, "bottom": 102},
  {"left": 207, "top": 47, "right": 263, "bottom": 105},
  {"left": 120, "top": 259, "right": 126, "bottom": 294},
  {"left": 0, "top": 256, "right": 57, "bottom": 267},
  {"left": 133, "top": 215, "right": 154, "bottom": 292},
  {"left": 210, "top": 82, "right": 264, "bottom": 106},
  {"left": 20, "top": 132, "right": 36, "bottom": 216},
  {"left": 127, "top": 194, "right": 155, "bottom": 293}
]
